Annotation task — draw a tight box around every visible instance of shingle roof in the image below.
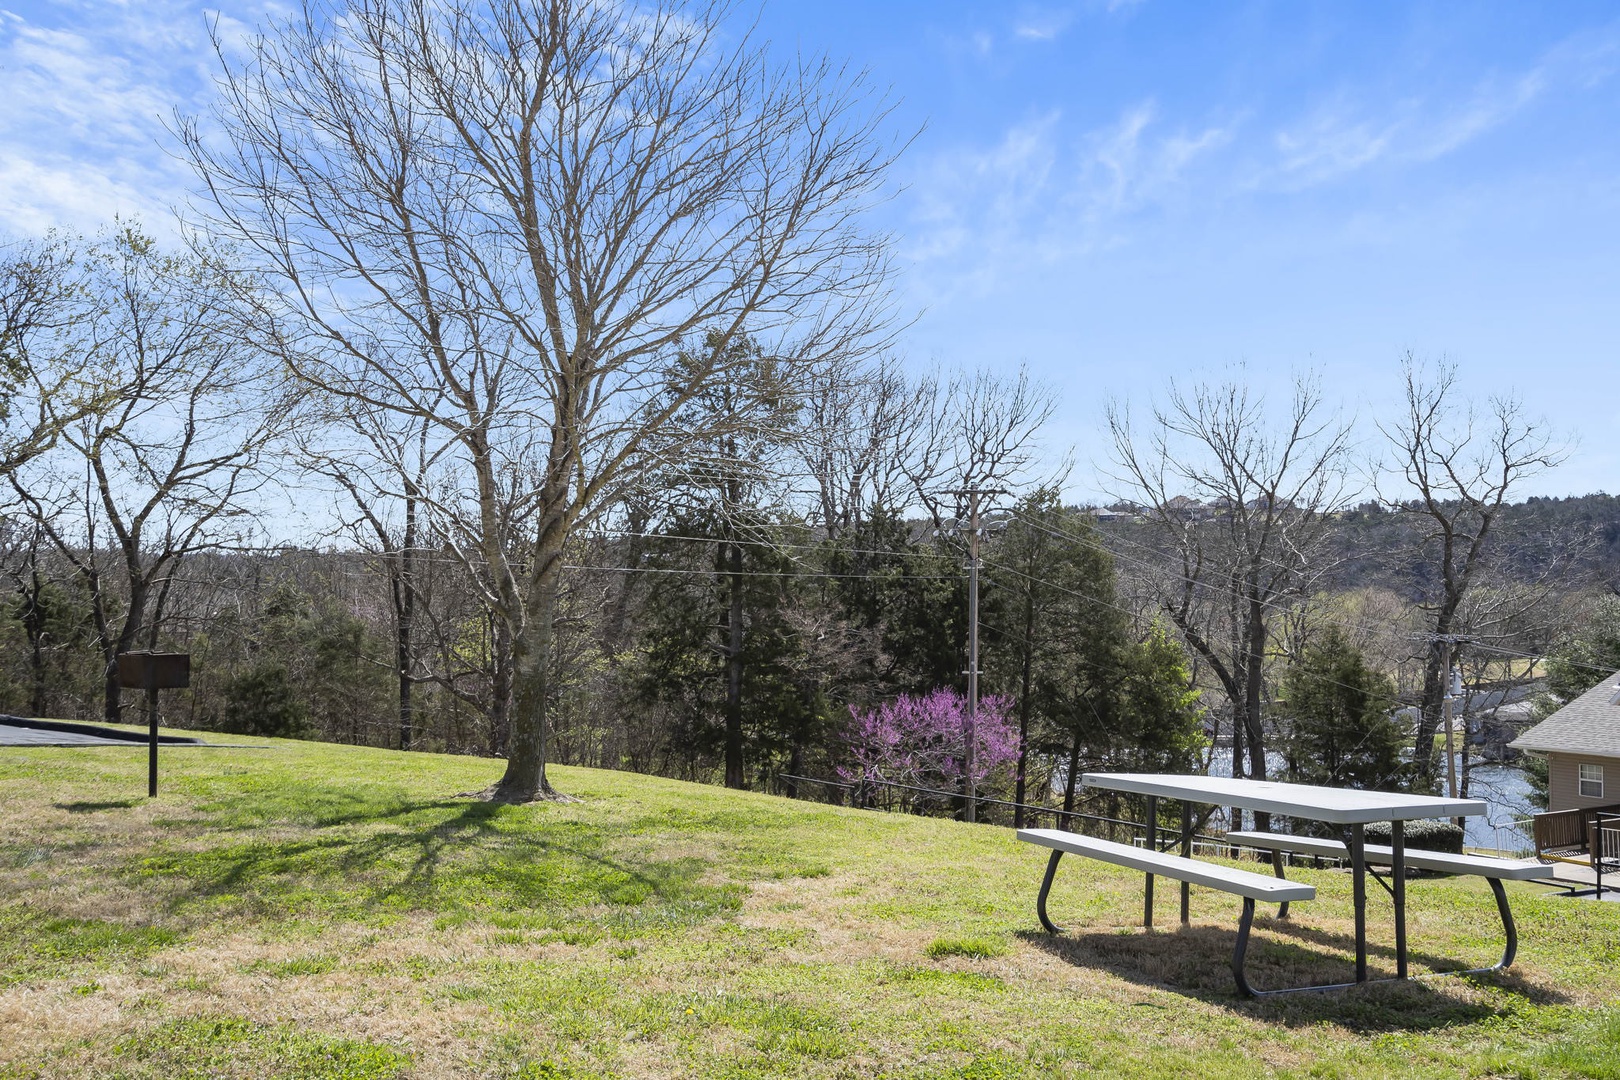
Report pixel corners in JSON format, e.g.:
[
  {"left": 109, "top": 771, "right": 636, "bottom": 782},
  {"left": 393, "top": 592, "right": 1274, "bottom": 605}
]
[{"left": 1510, "top": 671, "right": 1620, "bottom": 758}]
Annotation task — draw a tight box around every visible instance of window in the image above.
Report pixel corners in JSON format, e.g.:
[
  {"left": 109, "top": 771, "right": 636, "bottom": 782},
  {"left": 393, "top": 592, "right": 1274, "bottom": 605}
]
[{"left": 1579, "top": 763, "right": 1605, "bottom": 799}]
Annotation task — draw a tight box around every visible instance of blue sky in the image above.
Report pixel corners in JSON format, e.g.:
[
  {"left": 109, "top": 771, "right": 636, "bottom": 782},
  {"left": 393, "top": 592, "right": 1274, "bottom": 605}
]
[{"left": 3, "top": 0, "right": 1617, "bottom": 500}]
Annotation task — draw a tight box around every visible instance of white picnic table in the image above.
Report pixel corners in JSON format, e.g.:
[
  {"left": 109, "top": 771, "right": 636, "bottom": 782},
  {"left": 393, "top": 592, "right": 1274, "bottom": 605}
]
[{"left": 1080, "top": 772, "right": 1494, "bottom": 993}]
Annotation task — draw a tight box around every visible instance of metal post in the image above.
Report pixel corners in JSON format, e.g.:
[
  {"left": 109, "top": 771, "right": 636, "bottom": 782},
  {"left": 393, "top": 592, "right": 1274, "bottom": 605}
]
[
  {"left": 1349, "top": 823, "right": 1367, "bottom": 983},
  {"left": 117, "top": 652, "right": 190, "bottom": 800},
  {"left": 147, "top": 685, "right": 159, "bottom": 798},
  {"left": 1144, "top": 794, "right": 1157, "bottom": 928},
  {"left": 1392, "top": 819, "right": 1407, "bottom": 979}
]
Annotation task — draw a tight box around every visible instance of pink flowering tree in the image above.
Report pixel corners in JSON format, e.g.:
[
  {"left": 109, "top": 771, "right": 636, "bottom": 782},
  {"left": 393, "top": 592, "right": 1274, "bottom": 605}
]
[{"left": 839, "top": 688, "right": 1018, "bottom": 811}]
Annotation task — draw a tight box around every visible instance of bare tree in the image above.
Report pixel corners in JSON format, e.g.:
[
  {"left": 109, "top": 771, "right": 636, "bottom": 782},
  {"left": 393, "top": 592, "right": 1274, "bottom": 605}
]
[
  {"left": 1380, "top": 357, "right": 1566, "bottom": 790},
  {"left": 0, "top": 235, "right": 111, "bottom": 478},
  {"left": 1107, "top": 375, "right": 1353, "bottom": 823},
  {"left": 182, "top": 0, "right": 901, "bottom": 801},
  {"left": 295, "top": 398, "right": 452, "bottom": 751},
  {"left": 909, "top": 366, "right": 1059, "bottom": 530},
  {"left": 797, "top": 356, "right": 931, "bottom": 539},
  {"left": 6, "top": 228, "right": 283, "bottom": 727}
]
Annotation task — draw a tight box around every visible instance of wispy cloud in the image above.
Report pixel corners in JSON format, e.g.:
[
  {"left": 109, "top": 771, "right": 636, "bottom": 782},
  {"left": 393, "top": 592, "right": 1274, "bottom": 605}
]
[
  {"left": 1273, "top": 106, "right": 1392, "bottom": 186},
  {"left": 1264, "top": 25, "right": 1620, "bottom": 189},
  {"left": 1013, "top": 6, "right": 1076, "bottom": 42},
  {"left": 901, "top": 20, "right": 1620, "bottom": 308},
  {"left": 942, "top": 4, "right": 1115, "bottom": 58},
  {"left": 904, "top": 101, "right": 1231, "bottom": 299},
  {"left": 0, "top": 2, "right": 234, "bottom": 236}
]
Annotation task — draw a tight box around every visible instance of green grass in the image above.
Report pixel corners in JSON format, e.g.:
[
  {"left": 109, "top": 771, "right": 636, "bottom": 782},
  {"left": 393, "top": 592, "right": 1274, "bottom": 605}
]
[
  {"left": 0, "top": 731, "right": 1617, "bottom": 1078},
  {"left": 925, "top": 936, "right": 1008, "bottom": 960}
]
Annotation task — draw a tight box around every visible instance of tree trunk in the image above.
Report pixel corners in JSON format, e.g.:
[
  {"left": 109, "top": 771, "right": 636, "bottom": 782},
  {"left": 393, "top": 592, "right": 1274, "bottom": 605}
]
[
  {"left": 1245, "top": 596, "right": 1270, "bottom": 832},
  {"left": 100, "top": 576, "right": 145, "bottom": 725},
  {"left": 785, "top": 741, "right": 802, "bottom": 799},
  {"left": 489, "top": 613, "right": 513, "bottom": 759},
  {"left": 488, "top": 442, "right": 578, "bottom": 801},
  {"left": 724, "top": 538, "right": 746, "bottom": 790},
  {"left": 23, "top": 566, "right": 47, "bottom": 717},
  {"left": 491, "top": 564, "right": 559, "bottom": 802},
  {"left": 1228, "top": 705, "right": 1245, "bottom": 834},
  {"left": 1062, "top": 735, "right": 1081, "bottom": 822}
]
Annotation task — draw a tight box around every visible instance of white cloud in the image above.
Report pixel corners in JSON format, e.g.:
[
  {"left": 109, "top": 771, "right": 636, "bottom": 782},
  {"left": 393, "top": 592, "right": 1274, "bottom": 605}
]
[
  {"left": 1264, "top": 25, "right": 1620, "bottom": 189},
  {"left": 1273, "top": 106, "right": 1393, "bottom": 185},
  {"left": 0, "top": 1, "right": 227, "bottom": 236},
  {"left": 1013, "top": 7, "right": 1076, "bottom": 42},
  {"left": 903, "top": 102, "right": 1232, "bottom": 300},
  {"left": 0, "top": 154, "right": 168, "bottom": 237}
]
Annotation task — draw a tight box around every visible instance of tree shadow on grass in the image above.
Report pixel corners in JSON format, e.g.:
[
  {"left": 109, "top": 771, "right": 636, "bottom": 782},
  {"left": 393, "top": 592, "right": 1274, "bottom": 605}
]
[
  {"left": 133, "top": 798, "right": 736, "bottom": 931},
  {"left": 56, "top": 799, "right": 142, "bottom": 812},
  {"left": 1018, "top": 913, "right": 1567, "bottom": 1030}
]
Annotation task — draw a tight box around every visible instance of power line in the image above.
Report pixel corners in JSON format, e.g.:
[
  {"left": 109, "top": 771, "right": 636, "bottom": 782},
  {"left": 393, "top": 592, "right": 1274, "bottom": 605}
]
[{"left": 562, "top": 563, "right": 954, "bottom": 582}]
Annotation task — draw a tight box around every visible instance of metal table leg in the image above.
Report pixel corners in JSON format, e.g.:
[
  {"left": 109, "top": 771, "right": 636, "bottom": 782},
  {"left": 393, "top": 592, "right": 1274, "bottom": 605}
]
[
  {"left": 1232, "top": 897, "right": 1257, "bottom": 997},
  {"left": 1266, "top": 849, "right": 1293, "bottom": 919},
  {"left": 1036, "top": 849, "right": 1064, "bottom": 934},
  {"left": 1489, "top": 877, "right": 1518, "bottom": 971},
  {"left": 1392, "top": 819, "right": 1407, "bottom": 979},
  {"left": 1180, "top": 801, "right": 1192, "bottom": 925},
  {"left": 1144, "top": 795, "right": 1157, "bottom": 929},
  {"left": 1349, "top": 823, "right": 1367, "bottom": 983}
]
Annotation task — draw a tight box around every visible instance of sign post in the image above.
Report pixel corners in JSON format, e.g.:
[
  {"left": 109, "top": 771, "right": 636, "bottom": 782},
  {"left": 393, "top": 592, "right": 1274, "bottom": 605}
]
[{"left": 116, "top": 652, "right": 191, "bottom": 797}]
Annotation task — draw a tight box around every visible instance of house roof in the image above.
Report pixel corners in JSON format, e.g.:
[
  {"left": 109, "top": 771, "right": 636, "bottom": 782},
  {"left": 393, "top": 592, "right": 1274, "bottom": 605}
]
[{"left": 1510, "top": 670, "right": 1620, "bottom": 758}]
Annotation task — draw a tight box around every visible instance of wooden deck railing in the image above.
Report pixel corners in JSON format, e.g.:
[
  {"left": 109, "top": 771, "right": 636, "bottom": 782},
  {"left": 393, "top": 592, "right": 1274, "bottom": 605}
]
[{"left": 1531, "top": 803, "right": 1620, "bottom": 862}]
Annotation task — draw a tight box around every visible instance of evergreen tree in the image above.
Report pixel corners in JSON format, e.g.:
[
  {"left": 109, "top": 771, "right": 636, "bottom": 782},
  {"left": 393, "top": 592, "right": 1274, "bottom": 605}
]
[
  {"left": 989, "top": 495, "right": 1127, "bottom": 817},
  {"left": 1539, "top": 595, "right": 1620, "bottom": 708},
  {"left": 1280, "top": 630, "right": 1404, "bottom": 791}
]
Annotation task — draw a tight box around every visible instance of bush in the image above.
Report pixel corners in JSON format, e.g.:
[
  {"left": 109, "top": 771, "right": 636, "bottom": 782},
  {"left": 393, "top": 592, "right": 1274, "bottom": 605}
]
[
  {"left": 217, "top": 663, "right": 308, "bottom": 739},
  {"left": 1364, "top": 819, "right": 1463, "bottom": 854}
]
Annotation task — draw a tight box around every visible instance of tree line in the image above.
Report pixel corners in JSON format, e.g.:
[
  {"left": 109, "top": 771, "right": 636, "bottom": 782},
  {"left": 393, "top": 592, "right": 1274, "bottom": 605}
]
[{"left": 2, "top": 0, "right": 1614, "bottom": 818}]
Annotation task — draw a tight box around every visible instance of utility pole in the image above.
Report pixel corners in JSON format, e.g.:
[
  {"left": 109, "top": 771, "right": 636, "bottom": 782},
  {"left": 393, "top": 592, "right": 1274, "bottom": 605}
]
[
  {"left": 966, "top": 489, "right": 982, "bottom": 823},
  {"left": 1444, "top": 660, "right": 1467, "bottom": 829},
  {"left": 944, "top": 485, "right": 1006, "bottom": 825},
  {"left": 1422, "top": 632, "right": 1473, "bottom": 821}
]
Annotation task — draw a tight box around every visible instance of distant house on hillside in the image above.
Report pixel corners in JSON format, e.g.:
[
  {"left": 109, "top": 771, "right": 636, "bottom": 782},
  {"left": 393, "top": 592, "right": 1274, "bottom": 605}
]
[{"left": 1510, "top": 671, "right": 1620, "bottom": 812}]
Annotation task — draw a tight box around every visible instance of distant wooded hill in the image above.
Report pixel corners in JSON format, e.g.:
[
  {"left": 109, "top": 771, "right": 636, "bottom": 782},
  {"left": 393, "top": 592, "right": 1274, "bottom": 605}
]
[{"left": 1099, "top": 492, "right": 1620, "bottom": 600}]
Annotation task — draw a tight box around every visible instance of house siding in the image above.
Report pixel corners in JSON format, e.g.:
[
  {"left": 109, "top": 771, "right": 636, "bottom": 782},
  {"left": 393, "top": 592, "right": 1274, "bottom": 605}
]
[{"left": 1547, "top": 752, "right": 1620, "bottom": 811}]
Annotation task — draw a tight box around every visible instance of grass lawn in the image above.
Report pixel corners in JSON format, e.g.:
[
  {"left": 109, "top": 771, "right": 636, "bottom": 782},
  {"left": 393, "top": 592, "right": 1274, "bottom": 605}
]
[{"left": 1, "top": 733, "right": 1617, "bottom": 1079}]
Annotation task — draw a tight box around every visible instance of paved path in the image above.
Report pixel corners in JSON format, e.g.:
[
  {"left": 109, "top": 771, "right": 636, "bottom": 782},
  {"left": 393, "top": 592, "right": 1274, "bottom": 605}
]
[
  {"left": 0, "top": 723, "right": 139, "bottom": 746},
  {"left": 0, "top": 717, "right": 204, "bottom": 747}
]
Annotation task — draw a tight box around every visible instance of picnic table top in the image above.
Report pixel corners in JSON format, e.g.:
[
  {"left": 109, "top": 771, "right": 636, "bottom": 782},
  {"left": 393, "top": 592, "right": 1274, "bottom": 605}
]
[{"left": 1081, "top": 772, "right": 1487, "bottom": 825}]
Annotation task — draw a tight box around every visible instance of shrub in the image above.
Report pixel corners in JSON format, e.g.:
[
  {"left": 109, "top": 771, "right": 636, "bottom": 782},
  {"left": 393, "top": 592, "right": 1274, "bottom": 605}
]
[
  {"left": 217, "top": 663, "right": 308, "bottom": 738},
  {"left": 838, "top": 688, "right": 1018, "bottom": 805},
  {"left": 1364, "top": 819, "right": 1464, "bottom": 854}
]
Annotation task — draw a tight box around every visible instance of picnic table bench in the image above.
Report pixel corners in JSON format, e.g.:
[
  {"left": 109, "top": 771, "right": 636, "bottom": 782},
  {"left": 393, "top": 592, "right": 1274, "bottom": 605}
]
[
  {"left": 1018, "top": 828, "right": 1314, "bottom": 996},
  {"left": 1223, "top": 830, "right": 1542, "bottom": 974}
]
